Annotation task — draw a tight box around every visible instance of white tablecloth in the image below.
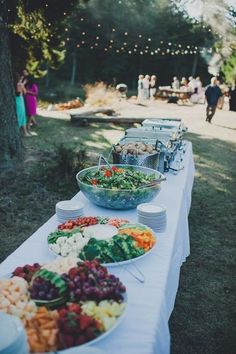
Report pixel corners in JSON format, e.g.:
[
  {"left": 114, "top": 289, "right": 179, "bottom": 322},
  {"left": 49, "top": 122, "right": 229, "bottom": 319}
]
[{"left": 0, "top": 142, "right": 195, "bottom": 354}]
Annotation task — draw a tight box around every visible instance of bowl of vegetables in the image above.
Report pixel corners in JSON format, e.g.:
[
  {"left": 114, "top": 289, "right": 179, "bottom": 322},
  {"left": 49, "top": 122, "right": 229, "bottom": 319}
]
[{"left": 76, "top": 164, "right": 165, "bottom": 209}]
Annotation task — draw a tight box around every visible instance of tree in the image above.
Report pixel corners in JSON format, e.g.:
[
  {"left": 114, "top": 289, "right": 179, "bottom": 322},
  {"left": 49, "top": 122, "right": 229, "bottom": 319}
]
[
  {"left": 0, "top": 0, "right": 78, "bottom": 170},
  {"left": 0, "top": 0, "right": 22, "bottom": 170}
]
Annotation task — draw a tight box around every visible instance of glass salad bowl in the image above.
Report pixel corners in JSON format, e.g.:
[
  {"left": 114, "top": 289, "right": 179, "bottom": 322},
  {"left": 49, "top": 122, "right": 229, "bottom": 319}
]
[{"left": 76, "top": 164, "right": 165, "bottom": 210}]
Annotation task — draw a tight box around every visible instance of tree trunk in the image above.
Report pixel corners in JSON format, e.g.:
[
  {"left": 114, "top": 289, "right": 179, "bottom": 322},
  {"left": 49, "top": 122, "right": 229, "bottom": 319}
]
[
  {"left": 191, "top": 54, "right": 199, "bottom": 77},
  {"left": 70, "top": 51, "right": 77, "bottom": 85},
  {"left": 0, "top": 2, "right": 23, "bottom": 170}
]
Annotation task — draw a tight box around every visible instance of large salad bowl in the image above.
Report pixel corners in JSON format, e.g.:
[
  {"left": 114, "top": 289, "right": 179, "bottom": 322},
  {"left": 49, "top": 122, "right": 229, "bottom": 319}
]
[{"left": 76, "top": 164, "right": 165, "bottom": 209}]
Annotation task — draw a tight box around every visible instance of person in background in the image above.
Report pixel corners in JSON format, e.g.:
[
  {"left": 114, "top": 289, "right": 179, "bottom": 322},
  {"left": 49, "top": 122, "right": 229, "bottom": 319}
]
[
  {"left": 137, "top": 74, "right": 144, "bottom": 101},
  {"left": 205, "top": 77, "right": 223, "bottom": 123},
  {"left": 172, "top": 76, "right": 180, "bottom": 90},
  {"left": 20, "top": 69, "right": 28, "bottom": 85},
  {"left": 24, "top": 75, "right": 39, "bottom": 130},
  {"left": 229, "top": 77, "right": 236, "bottom": 112},
  {"left": 14, "top": 73, "right": 30, "bottom": 137},
  {"left": 180, "top": 77, "right": 188, "bottom": 91},
  {"left": 188, "top": 76, "right": 197, "bottom": 93},
  {"left": 143, "top": 74, "right": 150, "bottom": 100},
  {"left": 195, "top": 77, "right": 203, "bottom": 94},
  {"left": 195, "top": 76, "right": 205, "bottom": 103},
  {"left": 150, "top": 75, "right": 157, "bottom": 100}
]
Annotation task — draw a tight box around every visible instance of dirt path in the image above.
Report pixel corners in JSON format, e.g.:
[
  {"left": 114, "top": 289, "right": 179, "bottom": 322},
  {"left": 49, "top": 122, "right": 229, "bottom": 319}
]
[{"left": 39, "top": 99, "right": 236, "bottom": 143}]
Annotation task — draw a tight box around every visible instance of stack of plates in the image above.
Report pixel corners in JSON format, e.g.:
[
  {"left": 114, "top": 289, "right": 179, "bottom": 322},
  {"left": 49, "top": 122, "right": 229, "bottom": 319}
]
[
  {"left": 0, "top": 312, "right": 28, "bottom": 354},
  {"left": 56, "top": 200, "right": 84, "bottom": 224},
  {"left": 137, "top": 203, "right": 167, "bottom": 232}
]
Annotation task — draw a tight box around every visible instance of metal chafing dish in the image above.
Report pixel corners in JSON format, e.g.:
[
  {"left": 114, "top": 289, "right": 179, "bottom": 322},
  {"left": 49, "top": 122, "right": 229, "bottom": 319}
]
[
  {"left": 112, "top": 119, "right": 187, "bottom": 173},
  {"left": 142, "top": 118, "right": 187, "bottom": 139},
  {"left": 124, "top": 119, "right": 187, "bottom": 172},
  {"left": 112, "top": 136, "right": 161, "bottom": 171}
]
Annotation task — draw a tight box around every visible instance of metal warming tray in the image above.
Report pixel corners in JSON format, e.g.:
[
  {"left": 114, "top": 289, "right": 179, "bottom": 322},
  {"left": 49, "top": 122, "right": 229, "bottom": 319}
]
[{"left": 112, "top": 136, "right": 161, "bottom": 171}]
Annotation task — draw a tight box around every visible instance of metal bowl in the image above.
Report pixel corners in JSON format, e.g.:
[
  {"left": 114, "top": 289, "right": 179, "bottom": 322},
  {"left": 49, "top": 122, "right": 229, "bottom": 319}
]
[{"left": 76, "top": 164, "right": 165, "bottom": 210}]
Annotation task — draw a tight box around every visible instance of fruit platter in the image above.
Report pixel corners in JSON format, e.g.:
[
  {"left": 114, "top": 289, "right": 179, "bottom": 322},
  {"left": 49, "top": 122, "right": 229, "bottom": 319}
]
[
  {"left": 48, "top": 216, "right": 157, "bottom": 265},
  {"left": 0, "top": 259, "right": 126, "bottom": 353},
  {"left": 76, "top": 164, "right": 165, "bottom": 209}
]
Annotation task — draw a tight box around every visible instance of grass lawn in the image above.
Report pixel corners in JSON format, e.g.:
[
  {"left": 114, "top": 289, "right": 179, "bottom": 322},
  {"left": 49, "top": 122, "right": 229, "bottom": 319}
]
[
  {"left": 0, "top": 114, "right": 235, "bottom": 353},
  {"left": 170, "top": 132, "right": 236, "bottom": 354}
]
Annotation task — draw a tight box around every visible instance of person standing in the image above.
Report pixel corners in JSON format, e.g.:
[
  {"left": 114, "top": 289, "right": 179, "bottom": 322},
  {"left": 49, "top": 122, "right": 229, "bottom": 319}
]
[
  {"left": 24, "top": 75, "right": 39, "bottom": 130},
  {"left": 150, "top": 75, "right": 157, "bottom": 100},
  {"left": 172, "top": 77, "right": 180, "bottom": 90},
  {"left": 14, "top": 73, "right": 30, "bottom": 137},
  {"left": 205, "top": 77, "right": 223, "bottom": 123},
  {"left": 137, "top": 74, "right": 144, "bottom": 101},
  {"left": 143, "top": 74, "right": 150, "bottom": 100},
  {"left": 229, "top": 78, "right": 236, "bottom": 112}
]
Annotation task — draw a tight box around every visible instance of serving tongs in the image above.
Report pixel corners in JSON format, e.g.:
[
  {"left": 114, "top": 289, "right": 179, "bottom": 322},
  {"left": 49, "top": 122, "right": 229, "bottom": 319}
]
[
  {"left": 139, "top": 176, "right": 166, "bottom": 189},
  {"left": 98, "top": 154, "right": 113, "bottom": 171},
  {"left": 101, "top": 245, "right": 145, "bottom": 284}
]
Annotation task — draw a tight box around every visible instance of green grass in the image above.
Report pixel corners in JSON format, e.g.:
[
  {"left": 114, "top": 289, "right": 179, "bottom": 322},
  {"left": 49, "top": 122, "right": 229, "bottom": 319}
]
[
  {"left": 0, "top": 117, "right": 235, "bottom": 353},
  {"left": 170, "top": 133, "right": 236, "bottom": 354},
  {"left": 0, "top": 115, "right": 124, "bottom": 262}
]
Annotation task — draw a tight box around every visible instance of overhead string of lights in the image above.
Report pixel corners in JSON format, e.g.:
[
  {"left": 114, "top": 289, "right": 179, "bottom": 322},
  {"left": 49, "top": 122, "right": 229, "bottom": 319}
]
[
  {"left": 62, "top": 13, "right": 223, "bottom": 56},
  {"left": 63, "top": 20, "right": 214, "bottom": 56}
]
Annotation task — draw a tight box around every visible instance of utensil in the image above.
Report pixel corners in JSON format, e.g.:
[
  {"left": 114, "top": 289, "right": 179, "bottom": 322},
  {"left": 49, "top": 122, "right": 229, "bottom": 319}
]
[
  {"left": 139, "top": 177, "right": 166, "bottom": 189},
  {"left": 98, "top": 155, "right": 113, "bottom": 172}
]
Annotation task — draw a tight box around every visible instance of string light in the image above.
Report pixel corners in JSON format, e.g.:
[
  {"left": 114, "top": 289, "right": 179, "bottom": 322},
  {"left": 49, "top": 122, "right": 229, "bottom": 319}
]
[{"left": 69, "top": 21, "right": 215, "bottom": 58}]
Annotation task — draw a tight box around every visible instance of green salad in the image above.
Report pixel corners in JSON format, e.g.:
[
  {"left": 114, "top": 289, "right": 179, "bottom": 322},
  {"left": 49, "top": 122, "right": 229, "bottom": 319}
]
[{"left": 81, "top": 166, "right": 156, "bottom": 189}]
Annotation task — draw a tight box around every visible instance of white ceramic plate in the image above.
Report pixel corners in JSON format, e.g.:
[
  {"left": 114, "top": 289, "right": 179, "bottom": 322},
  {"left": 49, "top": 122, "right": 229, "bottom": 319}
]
[{"left": 60, "top": 347, "right": 106, "bottom": 354}]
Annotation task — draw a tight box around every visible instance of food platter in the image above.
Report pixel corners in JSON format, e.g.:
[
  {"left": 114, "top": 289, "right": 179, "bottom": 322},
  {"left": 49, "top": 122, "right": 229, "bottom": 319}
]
[
  {"left": 47, "top": 216, "right": 157, "bottom": 266},
  {"left": 0, "top": 259, "right": 127, "bottom": 353}
]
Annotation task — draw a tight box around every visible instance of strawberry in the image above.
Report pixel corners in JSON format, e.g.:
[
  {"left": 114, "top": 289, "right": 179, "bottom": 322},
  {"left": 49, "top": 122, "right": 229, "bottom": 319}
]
[
  {"left": 13, "top": 266, "right": 24, "bottom": 274},
  {"left": 58, "top": 308, "right": 68, "bottom": 318},
  {"left": 67, "top": 303, "right": 81, "bottom": 314},
  {"left": 79, "top": 315, "right": 93, "bottom": 330},
  {"left": 75, "top": 334, "right": 87, "bottom": 345},
  {"left": 85, "top": 326, "right": 97, "bottom": 340},
  {"left": 59, "top": 333, "right": 74, "bottom": 349},
  {"left": 68, "top": 267, "right": 79, "bottom": 278}
]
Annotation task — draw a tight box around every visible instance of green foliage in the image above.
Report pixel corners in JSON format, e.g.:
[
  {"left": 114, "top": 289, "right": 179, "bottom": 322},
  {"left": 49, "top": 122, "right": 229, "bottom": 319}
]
[
  {"left": 221, "top": 51, "right": 236, "bottom": 85},
  {"left": 7, "top": 0, "right": 76, "bottom": 77},
  {"left": 49, "top": 144, "right": 87, "bottom": 183}
]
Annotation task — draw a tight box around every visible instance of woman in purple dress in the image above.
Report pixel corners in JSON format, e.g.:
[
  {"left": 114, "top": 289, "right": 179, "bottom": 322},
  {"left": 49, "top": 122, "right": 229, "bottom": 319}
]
[{"left": 24, "top": 75, "right": 38, "bottom": 130}]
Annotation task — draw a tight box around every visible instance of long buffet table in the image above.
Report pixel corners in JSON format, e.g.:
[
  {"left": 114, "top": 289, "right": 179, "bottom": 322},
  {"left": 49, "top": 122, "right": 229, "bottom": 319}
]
[{"left": 0, "top": 141, "right": 195, "bottom": 354}]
